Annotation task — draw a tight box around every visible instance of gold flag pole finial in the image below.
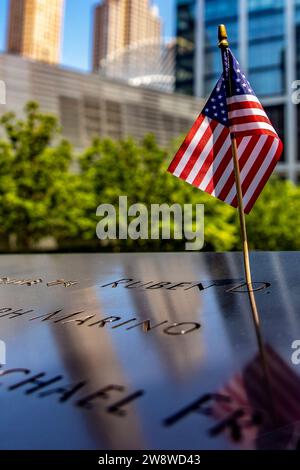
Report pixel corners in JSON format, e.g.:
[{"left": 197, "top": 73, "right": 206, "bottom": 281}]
[{"left": 218, "top": 24, "right": 229, "bottom": 48}]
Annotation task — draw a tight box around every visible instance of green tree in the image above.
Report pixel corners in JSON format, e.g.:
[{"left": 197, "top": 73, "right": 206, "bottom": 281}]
[
  {"left": 0, "top": 101, "right": 84, "bottom": 251},
  {"left": 246, "top": 177, "right": 300, "bottom": 250},
  {"left": 79, "top": 134, "right": 239, "bottom": 251}
]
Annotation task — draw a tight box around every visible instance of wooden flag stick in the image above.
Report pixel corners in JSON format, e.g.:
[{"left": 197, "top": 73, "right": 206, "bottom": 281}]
[
  {"left": 218, "top": 24, "right": 277, "bottom": 423},
  {"left": 218, "top": 24, "right": 261, "bottom": 325}
]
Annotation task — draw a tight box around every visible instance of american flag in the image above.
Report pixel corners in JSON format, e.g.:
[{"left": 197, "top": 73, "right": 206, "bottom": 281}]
[{"left": 168, "top": 49, "right": 283, "bottom": 214}]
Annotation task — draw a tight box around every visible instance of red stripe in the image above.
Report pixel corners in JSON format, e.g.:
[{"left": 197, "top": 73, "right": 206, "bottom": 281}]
[
  {"left": 231, "top": 136, "right": 274, "bottom": 207},
  {"left": 191, "top": 127, "right": 229, "bottom": 187},
  {"left": 233, "top": 128, "right": 278, "bottom": 139},
  {"left": 204, "top": 143, "right": 233, "bottom": 193},
  {"left": 179, "top": 120, "right": 218, "bottom": 180},
  {"left": 230, "top": 115, "right": 271, "bottom": 126},
  {"left": 244, "top": 139, "right": 283, "bottom": 213},
  {"left": 227, "top": 101, "right": 264, "bottom": 112},
  {"left": 167, "top": 113, "right": 205, "bottom": 173},
  {"left": 218, "top": 136, "right": 260, "bottom": 201}
]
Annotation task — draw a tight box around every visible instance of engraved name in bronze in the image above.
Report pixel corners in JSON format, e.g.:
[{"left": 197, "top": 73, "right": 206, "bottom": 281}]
[
  {"left": 101, "top": 278, "right": 271, "bottom": 293},
  {"left": 0, "top": 307, "right": 201, "bottom": 336},
  {"left": 0, "top": 366, "right": 144, "bottom": 417}
]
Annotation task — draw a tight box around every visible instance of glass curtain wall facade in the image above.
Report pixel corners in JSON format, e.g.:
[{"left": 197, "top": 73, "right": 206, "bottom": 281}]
[
  {"left": 175, "top": 0, "right": 300, "bottom": 181},
  {"left": 175, "top": 0, "right": 196, "bottom": 95}
]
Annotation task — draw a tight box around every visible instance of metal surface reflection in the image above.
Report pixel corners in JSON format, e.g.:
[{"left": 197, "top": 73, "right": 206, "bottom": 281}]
[{"left": 0, "top": 252, "right": 300, "bottom": 449}]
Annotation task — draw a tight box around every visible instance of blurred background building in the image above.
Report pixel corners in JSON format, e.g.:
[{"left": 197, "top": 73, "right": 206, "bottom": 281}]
[
  {"left": 175, "top": 0, "right": 299, "bottom": 181},
  {"left": 0, "top": 53, "right": 201, "bottom": 148},
  {"left": 96, "top": 38, "right": 175, "bottom": 93},
  {"left": 92, "top": 0, "right": 161, "bottom": 70},
  {"left": 7, "top": 0, "right": 64, "bottom": 64},
  {"left": 92, "top": 0, "right": 175, "bottom": 93},
  {"left": 0, "top": 0, "right": 196, "bottom": 147},
  {"left": 2, "top": 0, "right": 300, "bottom": 179}
]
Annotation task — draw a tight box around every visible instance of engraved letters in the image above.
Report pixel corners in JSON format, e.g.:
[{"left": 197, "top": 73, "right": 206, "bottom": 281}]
[{"left": 0, "top": 306, "right": 201, "bottom": 336}]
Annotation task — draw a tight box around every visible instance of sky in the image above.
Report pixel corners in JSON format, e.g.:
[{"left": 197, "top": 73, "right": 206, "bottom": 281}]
[{"left": 0, "top": 0, "right": 175, "bottom": 71}]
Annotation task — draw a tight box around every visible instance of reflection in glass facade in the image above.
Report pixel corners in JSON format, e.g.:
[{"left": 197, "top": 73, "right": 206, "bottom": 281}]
[
  {"left": 175, "top": 0, "right": 196, "bottom": 96},
  {"left": 296, "top": 3, "right": 300, "bottom": 80},
  {"left": 204, "top": 0, "right": 238, "bottom": 94},
  {"left": 175, "top": 0, "right": 300, "bottom": 180},
  {"left": 248, "top": 3, "right": 285, "bottom": 97},
  {"left": 176, "top": 0, "right": 286, "bottom": 97}
]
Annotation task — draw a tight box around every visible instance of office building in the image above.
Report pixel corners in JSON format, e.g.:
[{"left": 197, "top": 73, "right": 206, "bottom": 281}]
[
  {"left": 7, "top": 0, "right": 64, "bottom": 65},
  {"left": 92, "top": 0, "right": 161, "bottom": 71},
  {"left": 175, "top": 0, "right": 300, "bottom": 181},
  {"left": 0, "top": 53, "right": 202, "bottom": 149},
  {"left": 98, "top": 39, "right": 176, "bottom": 93}
]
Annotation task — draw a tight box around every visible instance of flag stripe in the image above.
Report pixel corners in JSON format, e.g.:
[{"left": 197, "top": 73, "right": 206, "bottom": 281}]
[
  {"left": 244, "top": 140, "right": 283, "bottom": 213},
  {"left": 199, "top": 134, "right": 232, "bottom": 191},
  {"left": 230, "top": 115, "right": 271, "bottom": 126},
  {"left": 204, "top": 140, "right": 233, "bottom": 193},
  {"left": 227, "top": 94, "right": 261, "bottom": 105},
  {"left": 191, "top": 126, "right": 229, "bottom": 187},
  {"left": 231, "top": 122, "right": 277, "bottom": 135},
  {"left": 180, "top": 121, "right": 220, "bottom": 181},
  {"left": 217, "top": 136, "right": 260, "bottom": 201},
  {"left": 229, "top": 108, "right": 268, "bottom": 119},
  {"left": 227, "top": 101, "right": 265, "bottom": 112},
  {"left": 224, "top": 135, "right": 270, "bottom": 205},
  {"left": 243, "top": 138, "right": 280, "bottom": 209},
  {"left": 210, "top": 137, "right": 251, "bottom": 198},
  {"left": 235, "top": 136, "right": 275, "bottom": 207},
  {"left": 172, "top": 116, "right": 211, "bottom": 177},
  {"left": 233, "top": 128, "right": 280, "bottom": 139},
  {"left": 167, "top": 113, "right": 205, "bottom": 174}
]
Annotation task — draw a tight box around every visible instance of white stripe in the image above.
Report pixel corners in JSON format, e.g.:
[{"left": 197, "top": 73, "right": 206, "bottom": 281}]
[
  {"left": 198, "top": 134, "right": 231, "bottom": 190},
  {"left": 186, "top": 124, "right": 224, "bottom": 184},
  {"left": 227, "top": 94, "right": 261, "bottom": 105},
  {"left": 228, "top": 108, "right": 268, "bottom": 119},
  {"left": 243, "top": 139, "right": 280, "bottom": 208},
  {"left": 231, "top": 122, "right": 277, "bottom": 134},
  {"left": 173, "top": 117, "right": 211, "bottom": 177},
  {"left": 211, "top": 137, "right": 251, "bottom": 197},
  {"left": 224, "top": 135, "right": 269, "bottom": 205}
]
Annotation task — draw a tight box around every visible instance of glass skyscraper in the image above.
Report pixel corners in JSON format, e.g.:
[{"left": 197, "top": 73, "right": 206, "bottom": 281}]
[{"left": 175, "top": 0, "right": 299, "bottom": 181}]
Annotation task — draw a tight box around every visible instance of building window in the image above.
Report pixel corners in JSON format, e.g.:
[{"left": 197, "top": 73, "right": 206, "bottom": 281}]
[
  {"left": 264, "top": 104, "right": 285, "bottom": 162},
  {"left": 205, "top": 0, "right": 238, "bottom": 21},
  {"left": 249, "top": 69, "right": 284, "bottom": 97},
  {"left": 248, "top": 0, "right": 284, "bottom": 12},
  {"left": 175, "top": 0, "right": 196, "bottom": 95},
  {"left": 59, "top": 96, "right": 82, "bottom": 146}
]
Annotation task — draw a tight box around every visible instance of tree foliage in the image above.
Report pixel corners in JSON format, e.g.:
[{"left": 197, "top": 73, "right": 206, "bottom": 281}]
[
  {"left": 0, "top": 102, "right": 85, "bottom": 250},
  {"left": 79, "top": 134, "right": 237, "bottom": 251}
]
